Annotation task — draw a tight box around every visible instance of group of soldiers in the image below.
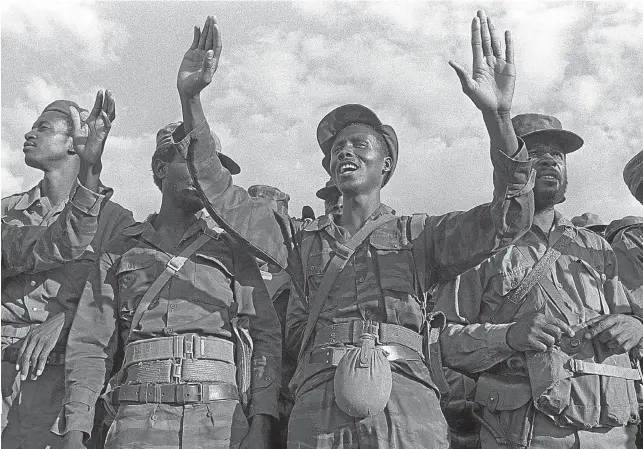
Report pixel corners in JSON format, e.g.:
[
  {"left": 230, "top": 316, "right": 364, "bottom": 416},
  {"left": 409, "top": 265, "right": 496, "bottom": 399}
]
[{"left": 2, "top": 10, "right": 643, "bottom": 449}]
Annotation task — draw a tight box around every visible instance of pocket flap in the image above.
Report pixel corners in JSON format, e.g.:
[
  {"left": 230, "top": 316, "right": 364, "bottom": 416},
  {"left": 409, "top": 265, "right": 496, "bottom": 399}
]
[
  {"left": 116, "top": 249, "right": 157, "bottom": 274},
  {"left": 195, "top": 253, "right": 234, "bottom": 277},
  {"left": 474, "top": 374, "right": 532, "bottom": 412}
]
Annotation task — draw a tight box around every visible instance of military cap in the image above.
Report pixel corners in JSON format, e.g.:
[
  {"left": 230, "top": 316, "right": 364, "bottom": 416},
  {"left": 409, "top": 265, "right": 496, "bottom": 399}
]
[
  {"left": 512, "top": 113, "right": 583, "bottom": 154},
  {"left": 316, "top": 178, "right": 342, "bottom": 200},
  {"left": 605, "top": 216, "right": 643, "bottom": 243},
  {"left": 317, "top": 104, "right": 398, "bottom": 187},
  {"left": 571, "top": 213, "right": 607, "bottom": 232},
  {"left": 248, "top": 185, "right": 290, "bottom": 215},
  {"left": 155, "top": 122, "right": 240, "bottom": 175},
  {"left": 43, "top": 100, "right": 88, "bottom": 118},
  {"left": 623, "top": 150, "right": 643, "bottom": 200}
]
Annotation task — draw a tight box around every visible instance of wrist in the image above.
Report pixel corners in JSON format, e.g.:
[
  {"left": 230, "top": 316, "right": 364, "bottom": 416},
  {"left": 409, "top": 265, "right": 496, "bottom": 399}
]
[
  {"left": 482, "top": 109, "right": 512, "bottom": 123},
  {"left": 249, "top": 414, "right": 272, "bottom": 431},
  {"left": 63, "top": 430, "right": 84, "bottom": 442}
]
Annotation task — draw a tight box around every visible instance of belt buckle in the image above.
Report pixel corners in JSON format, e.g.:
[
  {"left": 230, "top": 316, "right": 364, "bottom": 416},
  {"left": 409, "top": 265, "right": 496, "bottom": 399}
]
[
  {"left": 171, "top": 358, "right": 184, "bottom": 382},
  {"left": 184, "top": 335, "right": 195, "bottom": 359},
  {"left": 363, "top": 320, "right": 380, "bottom": 338},
  {"left": 180, "top": 383, "right": 203, "bottom": 404}
]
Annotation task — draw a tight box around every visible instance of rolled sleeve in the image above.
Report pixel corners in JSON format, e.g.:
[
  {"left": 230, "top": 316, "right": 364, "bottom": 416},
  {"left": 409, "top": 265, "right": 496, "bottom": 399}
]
[{"left": 68, "top": 178, "right": 110, "bottom": 216}]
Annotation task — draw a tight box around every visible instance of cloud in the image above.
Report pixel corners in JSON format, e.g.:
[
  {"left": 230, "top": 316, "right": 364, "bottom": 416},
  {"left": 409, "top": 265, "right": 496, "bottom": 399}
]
[{"left": 1, "top": 0, "right": 129, "bottom": 65}]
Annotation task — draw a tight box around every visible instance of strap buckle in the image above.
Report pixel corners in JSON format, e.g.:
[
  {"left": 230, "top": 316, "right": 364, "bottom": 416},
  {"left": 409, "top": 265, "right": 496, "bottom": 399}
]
[
  {"left": 179, "top": 383, "right": 204, "bottom": 404},
  {"left": 184, "top": 334, "right": 196, "bottom": 359},
  {"left": 356, "top": 320, "right": 380, "bottom": 344},
  {"left": 166, "top": 256, "right": 187, "bottom": 274},
  {"left": 170, "top": 358, "right": 184, "bottom": 382},
  {"left": 334, "top": 244, "right": 352, "bottom": 261}
]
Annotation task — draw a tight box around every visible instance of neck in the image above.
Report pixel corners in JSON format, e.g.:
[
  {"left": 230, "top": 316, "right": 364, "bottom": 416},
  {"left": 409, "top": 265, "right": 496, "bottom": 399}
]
[
  {"left": 40, "top": 164, "right": 79, "bottom": 206},
  {"left": 533, "top": 206, "right": 556, "bottom": 235},
  {"left": 154, "top": 198, "right": 199, "bottom": 242},
  {"left": 338, "top": 190, "right": 382, "bottom": 235}
]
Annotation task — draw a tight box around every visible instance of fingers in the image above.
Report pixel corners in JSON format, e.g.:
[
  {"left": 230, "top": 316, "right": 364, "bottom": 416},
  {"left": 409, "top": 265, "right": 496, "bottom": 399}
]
[
  {"left": 29, "top": 341, "right": 47, "bottom": 380},
  {"left": 191, "top": 26, "right": 200, "bottom": 50},
  {"left": 205, "top": 16, "right": 215, "bottom": 50},
  {"left": 213, "top": 20, "right": 222, "bottom": 62},
  {"left": 17, "top": 338, "right": 35, "bottom": 380},
  {"left": 91, "top": 90, "right": 103, "bottom": 119},
  {"left": 104, "top": 89, "right": 116, "bottom": 122},
  {"left": 448, "top": 60, "right": 475, "bottom": 93},
  {"left": 477, "top": 10, "right": 492, "bottom": 57},
  {"left": 505, "top": 30, "right": 514, "bottom": 64},
  {"left": 487, "top": 16, "right": 502, "bottom": 57},
  {"left": 198, "top": 16, "right": 210, "bottom": 49},
  {"left": 544, "top": 316, "right": 575, "bottom": 337},
  {"left": 470, "top": 17, "right": 484, "bottom": 66},
  {"left": 202, "top": 49, "right": 215, "bottom": 80},
  {"left": 584, "top": 315, "right": 617, "bottom": 339},
  {"left": 69, "top": 106, "right": 82, "bottom": 136}
]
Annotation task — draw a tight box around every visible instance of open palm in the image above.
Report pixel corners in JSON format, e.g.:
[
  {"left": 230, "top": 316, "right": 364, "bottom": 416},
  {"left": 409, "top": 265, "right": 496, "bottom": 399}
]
[
  {"left": 450, "top": 10, "right": 515, "bottom": 114},
  {"left": 177, "top": 15, "right": 222, "bottom": 99},
  {"left": 70, "top": 90, "right": 115, "bottom": 165}
]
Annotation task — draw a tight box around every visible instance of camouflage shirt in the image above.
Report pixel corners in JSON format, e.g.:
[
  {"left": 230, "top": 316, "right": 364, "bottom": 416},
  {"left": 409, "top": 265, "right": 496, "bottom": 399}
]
[
  {"left": 177, "top": 120, "right": 534, "bottom": 391},
  {"left": 2, "top": 179, "right": 107, "bottom": 280},
  {"left": 611, "top": 223, "right": 643, "bottom": 304},
  {"left": 55, "top": 214, "right": 281, "bottom": 436},
  {"left": 1, "top": 180, "right": 133, "bottom": 343}
]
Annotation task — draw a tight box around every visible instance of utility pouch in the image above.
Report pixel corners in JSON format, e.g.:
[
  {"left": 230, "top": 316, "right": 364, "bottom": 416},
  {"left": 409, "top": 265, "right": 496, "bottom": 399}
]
[
  {"left": 422, "top": 311, "right": 451, "bottom": 402},
  {"left": 474, "top": 374, "right": 534, "bottom": 449},
  {"left": 231, "top": 315, "right": 253, "bottom": 413},
  {"left": 334, "top": 333, "right": 392, "bottom": 418}
]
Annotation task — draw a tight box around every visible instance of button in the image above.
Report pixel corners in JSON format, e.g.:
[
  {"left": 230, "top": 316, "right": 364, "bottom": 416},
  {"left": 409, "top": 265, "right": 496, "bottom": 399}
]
[
  {"left": 206, "top": 411, "right": 212, "bottom": 417},
  {"left": 358, "top": 277, "right": 365, "bottom": 283},
  {"left": 151, "top": 415, "right": 158, "bottom": 421},
  {"left": 32, "top": 307, "right": 38, "bottom": 311},
  {"left": 30, "top": 280, "right": 37, "bottom": 287},
  {"left": 170, "top": 304, "right": 176, "bottom": 310},
  {"left": 163, "top": 327, "right": 174, "bottom": 335}
]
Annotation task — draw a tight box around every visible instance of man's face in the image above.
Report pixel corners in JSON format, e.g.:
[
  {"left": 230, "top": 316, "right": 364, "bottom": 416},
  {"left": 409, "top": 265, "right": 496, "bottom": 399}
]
[
  {"left": 329, "top": 123, "right": 390, "bottom": 196},
  {"left": 157, "top": 151, "right": 203, "bottom": 213},
  {"left": 23, "top": 111, "right": 73, "bottom": 170},
  {"left": 526, "top": 136, "right": 568, "bottom": 211}
]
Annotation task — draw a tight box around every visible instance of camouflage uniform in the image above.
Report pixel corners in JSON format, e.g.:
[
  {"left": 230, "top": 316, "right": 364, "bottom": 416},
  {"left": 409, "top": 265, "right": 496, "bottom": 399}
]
[
  {"left": 52, "top": 212, "right": 282, "bottom": 449},
  {"left": 178, "top": 102, "right": 535, "bottom": 448},
  {"left": 1, "top": 180, "right": 133, "bottom": 449}
]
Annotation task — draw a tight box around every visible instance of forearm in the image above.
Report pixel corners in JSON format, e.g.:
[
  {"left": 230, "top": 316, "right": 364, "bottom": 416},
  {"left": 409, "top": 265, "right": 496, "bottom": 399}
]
[
  {"left": 77, "top": 160, "right": 102, "bottom": 193},
  {"left": 440, "top": 323, "right": 515, "bottom": 373},
  {"left": 483, "top": 111, "right": 518, "bottom": 157},
  {"left": 180, "top": 95, "right": 206, "bottom": 135}
]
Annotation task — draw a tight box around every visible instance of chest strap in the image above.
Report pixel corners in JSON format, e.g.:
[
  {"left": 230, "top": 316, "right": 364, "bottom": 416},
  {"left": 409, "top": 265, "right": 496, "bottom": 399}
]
[
  {"left": 568, "top": 359, "right": 642, "bottom": 380},
  {"left": 124, "top": 334, "right": 234, "bottom": 367},
  {"left": 313, "top": 321, "right": 423, "bottom": 355}
]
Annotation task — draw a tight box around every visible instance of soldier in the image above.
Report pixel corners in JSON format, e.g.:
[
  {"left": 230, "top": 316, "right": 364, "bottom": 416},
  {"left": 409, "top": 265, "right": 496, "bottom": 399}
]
[
  {"left": 55, "top": 121, "right": 281, "bottom": 449},
  {"left": 316, "top": 178, "right": 343, "bottom": 215},
  {"left": 1, "top": 92, "right": 134, "bottom": 449},
  {"left": 248, "top": 185, "right": 296, "bottom": 449},
  {"left": 610, "top": 151, "right": 643, "bottom": 303},
  {"left": 176, "top": 12, "right": 534, "bottom": 448},
  {"left": 434, "top": 113, "right": 643, "bottom": 449},
  {"left": 570, "top": 212, "right": 607, "bottom": 237}
]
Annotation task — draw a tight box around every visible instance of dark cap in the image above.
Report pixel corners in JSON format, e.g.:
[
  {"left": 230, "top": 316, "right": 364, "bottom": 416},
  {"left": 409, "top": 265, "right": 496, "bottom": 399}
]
[
  {"left": 605, "top": 216, "right": 643, "bottom": 242},
  {"left": 512, "top": 113, "right": 583, "bottom": 154},
  {"left": 155, "top": 122, "right": 240, "bottom": 175},
  {"left": 623, "top": 150, "right": 643, "bottom": 200},
  {"left": 42, "top": 100, "right": 88, "bottom": 120},
  {"left": 317, "top": 104, "right": 398, "bottom": 187},
  {"left": 248, "top": 185, "right": 290, "bottom": 215},
  {"left": 571, "top": 212, "right": 607, "bottom": 232},
  {"left": 316, "top": 178, "right": 341, "bottom": 200}
]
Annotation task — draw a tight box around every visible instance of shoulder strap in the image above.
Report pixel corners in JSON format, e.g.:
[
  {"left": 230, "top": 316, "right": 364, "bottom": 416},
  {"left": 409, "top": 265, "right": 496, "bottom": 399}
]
[
  {"left": 298, "top": 213, "right": 398, "bottom": 359},
  {"left": 409, "top": 214, "right": 428, "bottom": 294},
  {"left": 127, "top": 232, "right": 213, "bottom": 341},
  {"left": 490, "top": 227, "right": 575, "bottom": 324}
]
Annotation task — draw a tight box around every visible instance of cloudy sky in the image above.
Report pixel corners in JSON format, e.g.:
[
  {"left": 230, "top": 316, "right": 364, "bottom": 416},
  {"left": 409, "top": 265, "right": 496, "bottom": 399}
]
[{"left": 2, "top": 0, "right": 642, "bottom": 223}]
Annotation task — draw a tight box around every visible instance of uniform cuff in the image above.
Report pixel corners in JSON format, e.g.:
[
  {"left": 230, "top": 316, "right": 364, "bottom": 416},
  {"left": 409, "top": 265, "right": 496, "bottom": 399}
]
[
  {"left": 50, "top": 402, "right": 94, "bottom": 436},
  {"left": 171, "top": 120, "right": 209, "bottom": 160},
  {"left": 488, "top": 324, "right": 514, "bottom": 356},
  {"left": 491, "top": 138, "right": 537, "bottom": 198},
  {"left": 69, "top": 179, "right": 108, "bottom": 216},
  {"left": 247, "top": 385, "right": 280, "bottom": 419}
]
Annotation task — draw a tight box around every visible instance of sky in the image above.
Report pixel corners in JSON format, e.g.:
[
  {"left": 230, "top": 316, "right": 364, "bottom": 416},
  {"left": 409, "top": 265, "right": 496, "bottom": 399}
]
[{"left": 2, "top": 0, "right": 642, "bottom": 223}]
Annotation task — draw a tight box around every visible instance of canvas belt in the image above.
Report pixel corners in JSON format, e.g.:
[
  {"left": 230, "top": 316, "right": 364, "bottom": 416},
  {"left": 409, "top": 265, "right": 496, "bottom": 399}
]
[
  {"left": 308, "top": 344, "right": 422, "bottom": 366},
  {"left": 1, "top": 324, "right": 38, "bottom": 339},
  {"left": 1, "top": 346, "right": 65, "bottom": 366},
  {"left": 125, "top": 358, "right": 237, "bottom": 384},
  {"left": 124, "top": 334, "right": 234, "bottom": 367},
  {"left": 113, "top": 382, "right": 238, "bottom": 404},
  {"left": 313, "top": 320, "right": 423, "bottom": 355},
  {"left": 568, "top": 359, "right": 642, "bottom": 380}
]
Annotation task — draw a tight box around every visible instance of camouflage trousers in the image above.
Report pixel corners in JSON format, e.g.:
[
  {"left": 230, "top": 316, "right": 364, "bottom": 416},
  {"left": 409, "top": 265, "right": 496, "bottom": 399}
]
[
  {"left": 287, "top": 371, "right": 449, "bottom": 449},
  {"left": 104, "top": 400, "right": 249, "bottom": 449},
  {"left": 480, "top": 410, "right": 637, "bottom": 449},
  {"left": 1, "top": 360, "right": 65, "bottom": 449}
]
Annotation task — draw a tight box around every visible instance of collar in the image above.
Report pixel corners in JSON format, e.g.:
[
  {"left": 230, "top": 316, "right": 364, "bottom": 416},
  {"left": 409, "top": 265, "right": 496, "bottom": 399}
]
[
  {"left": 13, "top": 182, "right": 44, "bottom": 211},
  {"left": 303, "top": 203, "right": 395, "bottom": 233},
  {"left": 120, "top": 213, "right": 210, "bottom": 241}
]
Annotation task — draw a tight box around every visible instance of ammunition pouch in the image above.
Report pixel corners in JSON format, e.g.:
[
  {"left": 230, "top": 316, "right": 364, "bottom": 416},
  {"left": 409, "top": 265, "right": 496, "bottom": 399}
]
[{"left": 473, "top": 373, "right": 534, "bottom": 449}]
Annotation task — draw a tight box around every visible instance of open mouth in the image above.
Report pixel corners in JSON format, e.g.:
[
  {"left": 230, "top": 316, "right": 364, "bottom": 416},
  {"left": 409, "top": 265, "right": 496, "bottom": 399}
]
[
  {"left": 537, "top": 171, "right": 559, "bottom": 181},
  {"left": 338, "top": 161, "right": 359, "bottom": 175}
]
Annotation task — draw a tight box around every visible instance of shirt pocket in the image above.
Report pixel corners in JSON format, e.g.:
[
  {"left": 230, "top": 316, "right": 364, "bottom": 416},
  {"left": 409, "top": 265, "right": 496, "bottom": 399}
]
[
  {"left": 305, "top": 250, "right": 335, "bottom": 311},
  {"left": 487, "top": 267, "right": 532, "bottom": 316},
  {"left": 193, "top": 253, "right": 235, "bottom": 307},
  {"left": 571, "top": 258, "right": 605, "bottom": 312},
  {"left": 115, "top": 250, "right": 158, "bottom": 319}
]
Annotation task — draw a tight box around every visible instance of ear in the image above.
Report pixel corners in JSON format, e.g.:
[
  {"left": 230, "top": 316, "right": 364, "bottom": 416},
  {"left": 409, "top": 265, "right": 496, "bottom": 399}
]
[
  {"left": 382, "top": 156, "right": 392, "bottom": 174},
  {"left": 152, "top": 158, "right": 169, "bottom": 181}
]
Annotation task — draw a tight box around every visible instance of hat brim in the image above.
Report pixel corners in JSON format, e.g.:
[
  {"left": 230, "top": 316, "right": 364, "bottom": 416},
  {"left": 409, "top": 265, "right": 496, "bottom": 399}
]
[
  {"left": 316, "top": 184, "right": 340, "bottom": 200},
  {"left": 218, "top": 153, "right": 240, "bottom": 175},
  {"left": 522, "top": 129, "right": 584, "bottom": 154}
]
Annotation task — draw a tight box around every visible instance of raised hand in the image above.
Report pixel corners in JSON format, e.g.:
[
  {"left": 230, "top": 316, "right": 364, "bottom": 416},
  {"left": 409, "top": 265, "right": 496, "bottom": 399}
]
[
  {"left": 70, "top": 90, "right": 116, "bottom": 166},
  {"left": 450, "top": 10, "right": 515, "bottom": 115},
  {"left": 177, "top": 15, "right": 222, "bottom": 99}
]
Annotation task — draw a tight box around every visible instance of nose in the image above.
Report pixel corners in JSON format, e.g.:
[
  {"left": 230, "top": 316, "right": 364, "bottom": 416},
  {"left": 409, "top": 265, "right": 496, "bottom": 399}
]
[
  {"left": 337, "top": 145, "right": 354, "bottom": 160},
  {"left": 537, "top": 153, "right": 558, "bottom": 167},
  {"left": 24, "top": 129, "right": 36, "bottom": 141}
]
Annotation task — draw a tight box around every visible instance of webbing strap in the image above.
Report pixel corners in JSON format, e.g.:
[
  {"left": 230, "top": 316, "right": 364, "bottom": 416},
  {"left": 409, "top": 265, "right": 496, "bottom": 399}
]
[
  {"left": 491, "top": 227, "right": 575, "bottom": 324},
  {"left": 298, "top": 213, "right": 397, "bottom": 361},
  {"left": 124, "top": 335, "right": 234, "bottom": 366},
  {"left": 128, "top": 233, "right": 212, "bottom": 341},
  {"left": 568, "top": 359, "right": 642, "bottom": 380}
]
